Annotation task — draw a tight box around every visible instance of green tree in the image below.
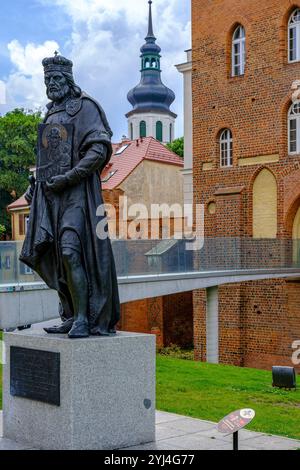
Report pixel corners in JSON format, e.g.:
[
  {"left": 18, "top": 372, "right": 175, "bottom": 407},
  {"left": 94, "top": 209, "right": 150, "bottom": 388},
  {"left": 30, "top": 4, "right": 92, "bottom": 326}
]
[
  {"left": 166, "top": 137, "right": 184, "bottom": 158},
  {"left": 0, "top": 109, "right": 41, "bottom": 235}
]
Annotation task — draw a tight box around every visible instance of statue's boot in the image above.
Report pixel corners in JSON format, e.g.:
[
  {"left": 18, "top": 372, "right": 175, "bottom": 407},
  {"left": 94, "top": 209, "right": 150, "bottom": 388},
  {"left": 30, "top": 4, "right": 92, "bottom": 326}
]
[
  {"left": 44, "top": 318, "right": 74, "bottom": 334},
  {"left": 90, "top": 326, "right": 111, "bottom": 336},
  {"left": 68, "top": 319, "right": 89, "bottom": 339}
]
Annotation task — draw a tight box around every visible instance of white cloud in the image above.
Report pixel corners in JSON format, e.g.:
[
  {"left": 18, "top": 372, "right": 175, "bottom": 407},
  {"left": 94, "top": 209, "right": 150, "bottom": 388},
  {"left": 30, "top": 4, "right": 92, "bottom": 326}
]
[
  {"left": 4, "top": 0, "right": 190, "bottom": 138},
  {"left": 8, "top": 40, "right": 59, "bottom": 76},
  {"left": 5, "top": 39, "right": 59, "bottom": 110},
  {"left": 0, "top": 81, "right": 6, "bottom": 105}
]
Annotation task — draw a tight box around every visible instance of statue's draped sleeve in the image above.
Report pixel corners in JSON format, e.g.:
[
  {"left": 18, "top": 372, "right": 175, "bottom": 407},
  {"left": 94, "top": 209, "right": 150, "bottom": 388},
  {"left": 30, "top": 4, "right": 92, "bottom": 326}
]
[{"left": 64, "top": 99, "right": 112, "bottom": 186}]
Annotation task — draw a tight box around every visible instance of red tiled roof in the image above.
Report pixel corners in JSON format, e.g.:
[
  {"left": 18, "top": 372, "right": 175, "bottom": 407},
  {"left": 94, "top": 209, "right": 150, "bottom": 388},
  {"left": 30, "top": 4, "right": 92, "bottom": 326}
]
[
  {"left": 102, "top": 137, "right": 183, "bottom": 190},
  {"left": 7, "top": 195, "right": 28, "bottom": 211}
]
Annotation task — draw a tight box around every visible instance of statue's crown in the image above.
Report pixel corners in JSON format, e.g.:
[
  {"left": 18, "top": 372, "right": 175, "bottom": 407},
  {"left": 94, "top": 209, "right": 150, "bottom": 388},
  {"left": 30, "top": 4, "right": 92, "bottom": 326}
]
[{"left": 43, "top": 53, "right": 73, "bottom": 74}]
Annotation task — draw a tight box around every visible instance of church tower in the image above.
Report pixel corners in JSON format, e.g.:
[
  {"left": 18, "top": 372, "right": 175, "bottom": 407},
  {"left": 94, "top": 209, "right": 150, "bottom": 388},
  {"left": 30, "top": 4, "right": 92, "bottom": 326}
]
[{"left": 126, "top": 0, "right": 177, "bottom": 144}]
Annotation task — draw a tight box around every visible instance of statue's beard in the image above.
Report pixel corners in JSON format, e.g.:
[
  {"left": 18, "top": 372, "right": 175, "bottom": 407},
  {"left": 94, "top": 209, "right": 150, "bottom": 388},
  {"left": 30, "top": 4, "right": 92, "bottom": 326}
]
[{"left": 47, "top": 84, "right": 70, "bottom": 103}]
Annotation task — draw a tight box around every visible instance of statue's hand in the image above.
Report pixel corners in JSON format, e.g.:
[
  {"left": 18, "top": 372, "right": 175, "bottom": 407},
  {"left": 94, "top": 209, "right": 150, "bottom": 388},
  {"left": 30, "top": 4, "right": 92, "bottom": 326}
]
[{"left": 46, "top": 175, "right": 68, "bottom": 193}]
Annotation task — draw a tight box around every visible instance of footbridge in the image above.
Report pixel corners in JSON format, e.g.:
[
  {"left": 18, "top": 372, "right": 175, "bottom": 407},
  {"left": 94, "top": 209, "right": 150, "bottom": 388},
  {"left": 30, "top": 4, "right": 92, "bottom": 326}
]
[{"left": 1, "top": 238, "right": 300, "bottom": 329}]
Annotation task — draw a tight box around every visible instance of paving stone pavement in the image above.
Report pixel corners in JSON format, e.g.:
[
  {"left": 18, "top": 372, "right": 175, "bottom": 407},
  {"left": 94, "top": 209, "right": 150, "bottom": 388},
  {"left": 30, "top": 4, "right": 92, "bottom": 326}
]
[{"left": 1, "top": 410, "right": 300, "bottom": 450}]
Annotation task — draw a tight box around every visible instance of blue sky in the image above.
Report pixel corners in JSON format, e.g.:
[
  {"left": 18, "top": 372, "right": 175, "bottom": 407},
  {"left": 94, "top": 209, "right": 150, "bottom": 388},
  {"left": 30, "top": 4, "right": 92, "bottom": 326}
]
[{"left": 0, "top": 0, "right": 191, "bottom": 140}]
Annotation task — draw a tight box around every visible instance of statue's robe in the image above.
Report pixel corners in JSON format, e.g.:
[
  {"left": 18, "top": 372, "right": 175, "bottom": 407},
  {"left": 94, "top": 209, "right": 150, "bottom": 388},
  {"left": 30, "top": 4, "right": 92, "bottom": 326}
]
[{"left": 20, "top": 93, "right": 120, "bottom": 334}]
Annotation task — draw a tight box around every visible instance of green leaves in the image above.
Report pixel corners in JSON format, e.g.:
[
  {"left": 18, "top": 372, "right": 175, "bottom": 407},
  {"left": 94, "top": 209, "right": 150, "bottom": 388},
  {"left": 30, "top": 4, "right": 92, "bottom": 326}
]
[
  {"left": 166, "top": 136, "right": 184, "bottom": 158},
  {"left": 0, "top": 109, "right": 41, "bottom": 235}
]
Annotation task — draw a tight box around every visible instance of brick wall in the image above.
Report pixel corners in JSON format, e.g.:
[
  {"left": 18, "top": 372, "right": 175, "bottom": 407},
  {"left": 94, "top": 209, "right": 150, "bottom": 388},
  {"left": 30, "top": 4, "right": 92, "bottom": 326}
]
[
  {"left": 163, "top": 292, "right": 193, "bottom": 348},
  {"left": 119, "top": 292, "right": 193, "bottom": 349},
  {"left": 193, "top": 280, "right": 300, "bottom": 371},
  {"left": 192, "top": 0, "right": 300, "bottom": 370}
]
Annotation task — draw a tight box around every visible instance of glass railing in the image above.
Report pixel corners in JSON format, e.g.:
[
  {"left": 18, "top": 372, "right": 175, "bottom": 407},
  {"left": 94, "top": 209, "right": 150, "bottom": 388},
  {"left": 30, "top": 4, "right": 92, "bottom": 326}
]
[{"left": 1, "top": 238, "right": 300, "bottom": 288}]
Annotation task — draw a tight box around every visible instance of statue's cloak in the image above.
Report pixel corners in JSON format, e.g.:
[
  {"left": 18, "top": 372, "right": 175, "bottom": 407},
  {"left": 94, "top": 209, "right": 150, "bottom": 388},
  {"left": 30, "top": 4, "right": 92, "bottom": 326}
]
[{"left": 20, "top": 93, "right": 120, "bottom": 334}]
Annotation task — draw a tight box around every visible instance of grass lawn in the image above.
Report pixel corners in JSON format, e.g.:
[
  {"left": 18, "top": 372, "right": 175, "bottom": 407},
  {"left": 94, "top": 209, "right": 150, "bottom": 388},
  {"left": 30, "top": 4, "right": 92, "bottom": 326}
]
[
  {"left": 157, "top": 355, "right": 300, "bottom": 440},
  {"left": 0, "top": 362, "right": 2, "bottom": 410}
]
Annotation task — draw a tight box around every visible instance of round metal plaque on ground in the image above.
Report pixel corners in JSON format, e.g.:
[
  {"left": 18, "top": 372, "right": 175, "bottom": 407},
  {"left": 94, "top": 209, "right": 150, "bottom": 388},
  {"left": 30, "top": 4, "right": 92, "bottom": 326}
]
[{"left": 218, "top": 409, "right": 255, "bottom": 451}]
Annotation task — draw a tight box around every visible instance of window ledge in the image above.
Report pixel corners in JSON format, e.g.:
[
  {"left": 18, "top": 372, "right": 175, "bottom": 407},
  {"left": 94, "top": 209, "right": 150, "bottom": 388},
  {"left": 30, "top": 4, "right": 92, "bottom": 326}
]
[
  {"left": 214, "top": 186, "right": 245, "bottom": 196},
  {"left": 287, "top": 60, "right": 300, "bottom": 66},
  {"left": 228, "top": 74, "right": 245, "bottom": 83}
]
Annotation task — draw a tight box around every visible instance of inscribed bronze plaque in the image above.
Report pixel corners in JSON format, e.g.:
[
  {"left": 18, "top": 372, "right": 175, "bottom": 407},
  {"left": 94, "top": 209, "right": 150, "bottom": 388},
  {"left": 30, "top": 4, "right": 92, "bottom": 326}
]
[{"left": 10, "top": 346, "right": 60, "bottom": 406}]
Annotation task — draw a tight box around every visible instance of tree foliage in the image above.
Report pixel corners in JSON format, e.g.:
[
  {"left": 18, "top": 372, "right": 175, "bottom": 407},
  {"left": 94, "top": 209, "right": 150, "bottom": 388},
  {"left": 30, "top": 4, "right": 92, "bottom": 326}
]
[
  {"left": 0, "top": 109, "right": 41, "bottom": 235},
  {"left": 166, "top": 137, "right": 184, "bottom": 158},
  {"left": 0, "top": 109, "right": 41, "bottom": 195}
]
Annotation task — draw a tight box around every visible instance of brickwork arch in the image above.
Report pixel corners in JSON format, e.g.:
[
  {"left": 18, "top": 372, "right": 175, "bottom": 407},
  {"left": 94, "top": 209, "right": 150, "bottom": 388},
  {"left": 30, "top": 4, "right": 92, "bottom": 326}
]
[
  {"left": 248, "top": 165, "right": 278, "bottom": 197},
  {"left": 276, "top": 96, "right": 292, "bottom": 159},
  {"left": 285, "top": 193, "right": 300, "bottom": 236},
  {"left": 252, "top": 168, "right": 278, "bottom": 239},
  {"left": 292, "top": 211, "right": 300, "bottom": 262}
]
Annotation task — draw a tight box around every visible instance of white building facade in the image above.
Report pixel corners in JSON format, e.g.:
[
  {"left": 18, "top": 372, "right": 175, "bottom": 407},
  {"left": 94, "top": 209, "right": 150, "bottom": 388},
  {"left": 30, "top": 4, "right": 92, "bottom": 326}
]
[{"left": 176, "top": 49, "right": 193, "bottom": 208}]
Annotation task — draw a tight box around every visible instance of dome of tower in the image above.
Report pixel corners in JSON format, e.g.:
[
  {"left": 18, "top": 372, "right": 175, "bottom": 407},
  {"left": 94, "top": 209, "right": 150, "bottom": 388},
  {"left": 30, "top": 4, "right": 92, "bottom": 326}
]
[{"left": 127, "top": 74, "right": 175, "bottom": 114}]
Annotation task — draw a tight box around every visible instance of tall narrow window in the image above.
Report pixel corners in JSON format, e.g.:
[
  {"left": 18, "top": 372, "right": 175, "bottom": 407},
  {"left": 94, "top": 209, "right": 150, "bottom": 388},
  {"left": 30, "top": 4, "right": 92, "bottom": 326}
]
[
  {"left": 151, "top": 58, "right": 157, "bottom": 68},
  {"left": 19, "top": 214, "right": 25, "bottom": 236},
  {"left": 5, "top": 256, "right": 11, "bottom": 270},
  {"left": 140, "top": 120, "right": 146, "bottom": 138},
  {"left": 232, "top": 25, "right": 246, "bottom": 76},
  {"left": 169, "top": 123, "right": 173, "bottom": 143},
  {"left": 130, "top": 123, "right": 133, "bottom": 140},
  {"left": 289, "top": 9, "right": 300, "bottom": 63},
  {"left": 156, "top": 121, "right": 163, "bottom": 142},
  {"left": 288, "top": 102, "right": 300, "bottom": 154},
  {"left": 220, "top": 129, "right": 233, "bottom": 167}
]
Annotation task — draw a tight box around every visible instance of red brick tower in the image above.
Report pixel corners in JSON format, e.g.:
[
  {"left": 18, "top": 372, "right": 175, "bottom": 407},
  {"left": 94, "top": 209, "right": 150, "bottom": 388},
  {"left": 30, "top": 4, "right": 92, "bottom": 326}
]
[{"left": 192, "top": 0, "right": 300, "bottom": 370}]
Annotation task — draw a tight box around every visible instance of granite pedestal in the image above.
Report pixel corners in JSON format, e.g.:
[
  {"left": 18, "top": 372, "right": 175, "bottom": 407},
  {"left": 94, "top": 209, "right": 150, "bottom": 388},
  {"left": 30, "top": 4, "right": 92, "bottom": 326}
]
[{"left": 3, "top": 330, "right": 156, "bottom": 450}]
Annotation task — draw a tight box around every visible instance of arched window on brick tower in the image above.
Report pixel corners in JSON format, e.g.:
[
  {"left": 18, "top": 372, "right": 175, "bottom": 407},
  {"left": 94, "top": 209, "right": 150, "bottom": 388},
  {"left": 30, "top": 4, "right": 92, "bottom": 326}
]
[
  {"left": 289, "top": 8, "right": 300, "bottom": 63},
  {"left": 140, "top": 120, "right": 146, "bottom": 138},
  {"left": 253, "top": 169, "right": 277, "bottom": 239},
  {"left": 288, "top": 102, "right": 300, "bottom": 154},
  {"left": 232, "top": 25, "right": 246, "bottom": 76},
  {"left": 156, "top": 121, "right": 163, "bottom": 142},
  {"left": 220, "top": 129, "right": 233, "bottom": 167}
]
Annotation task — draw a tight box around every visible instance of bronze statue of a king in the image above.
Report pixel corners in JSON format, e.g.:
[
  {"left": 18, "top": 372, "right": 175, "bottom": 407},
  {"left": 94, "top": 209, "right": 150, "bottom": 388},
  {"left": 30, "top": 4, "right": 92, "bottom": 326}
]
[{"left": 20, "top": 53, "right": 120, "bottom": 339}]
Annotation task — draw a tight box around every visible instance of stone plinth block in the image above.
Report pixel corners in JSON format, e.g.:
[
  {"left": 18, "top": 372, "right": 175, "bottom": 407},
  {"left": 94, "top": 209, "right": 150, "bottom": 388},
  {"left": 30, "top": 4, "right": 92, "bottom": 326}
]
[{"left": 3, "top": 330, "right": 156, "bottom": 450}]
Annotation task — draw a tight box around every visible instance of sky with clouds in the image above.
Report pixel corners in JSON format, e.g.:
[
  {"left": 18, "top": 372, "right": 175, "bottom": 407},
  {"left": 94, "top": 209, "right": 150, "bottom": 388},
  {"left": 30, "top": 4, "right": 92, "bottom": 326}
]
[{"left": 0, "top": 0, "right": 191, "bottom": 141}]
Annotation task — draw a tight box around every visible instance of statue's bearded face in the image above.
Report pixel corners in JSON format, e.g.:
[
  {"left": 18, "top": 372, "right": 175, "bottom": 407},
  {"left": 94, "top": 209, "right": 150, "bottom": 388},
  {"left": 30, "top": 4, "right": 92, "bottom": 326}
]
[{"left": 44, "top": 72, "right": 70, "bottom": 102}]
